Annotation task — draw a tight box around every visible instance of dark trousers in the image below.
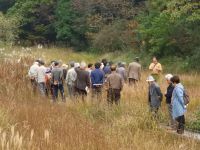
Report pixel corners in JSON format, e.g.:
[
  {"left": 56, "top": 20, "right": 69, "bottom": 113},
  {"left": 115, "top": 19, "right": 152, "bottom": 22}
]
[
  {"left": 92, "top": 86, "right": 102, "bottom": 102},
  {"left": 31, "top": 79, "right": 37, "bottom": 94},
  {"left": 53, "top": 84, "right": 65, "bottom": 102},
  {"left": 75, "top": 88, "right": 87, "bottom": 101},
  {"left": 129, "top": 78, "right": 138, "bottom": 86},
  {"left": 176, "top": 115, "right": 185, "bottom": 134},
  {"left": 107, "top": 89, "right": 121, "bottom": 105}
]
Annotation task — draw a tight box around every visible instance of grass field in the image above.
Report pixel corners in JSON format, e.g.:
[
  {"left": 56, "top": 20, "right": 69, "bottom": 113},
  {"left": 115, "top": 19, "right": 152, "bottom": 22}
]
[{"left": 0, "top": 47, "right": 200, "bottom": 149}]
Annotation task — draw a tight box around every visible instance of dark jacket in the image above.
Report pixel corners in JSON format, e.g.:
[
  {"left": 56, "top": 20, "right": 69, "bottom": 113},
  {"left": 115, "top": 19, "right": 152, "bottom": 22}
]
[
  {"left": 103, "top": 66, "right": 111, "bottom": 77},
  {"left": 91, "top": 69, "right": 104, "bottom": 87},
  {"left": 75, "top": 68, "right": 90, "bottom": 90},
  {"left": 148, "top": 82, "right": 163, "bottom": 108},
  {"left": 165, "top": 83, "right": 174, "bottom": 104},
  {"left": 51, "top": 67, "right": 63, "bottom": 85}
]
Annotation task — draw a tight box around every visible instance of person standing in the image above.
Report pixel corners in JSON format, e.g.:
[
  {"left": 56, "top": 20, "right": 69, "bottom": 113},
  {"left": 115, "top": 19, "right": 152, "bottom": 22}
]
[
  {"left": 86, "top": 63, "right": 93, "bottom": 75},
  {"left": 146, "top": 76, "right": 163, "bottom": 118},
  {"left": 171, "top": 75, "right": 186, "bottom": 134},
  {"left": 36, "top": 61, "right": 47, "bottom": 96},
  {"left": 28, "top": 61, "right": 39, "bottom": 94},
  {"left": 91, "top": 62, "right": 104, "bottom": 102},
  {"left": 102, "top": 59, "right": 111, "bottom": 79},
  {"left": 66, "top": 62, "right": 77, "bottom": 99},
  {"left": 62, "top": 64, "right": 68, "bottom": 80},
  {"left": 149, "top": 57, "right": 162, "bottom": 81},
  {"left": 106, "top": 65, "right": 124, "bottom": 105},
  {"left": 116, "top": 62, "right": 127, "bottom": 82},
  {"left": 127, "top": 57, "right": 142, "bottom": 85},
  {"left": 165, "top": 74, "right": 175, "bottom": 129},
  {"left": 75, "top": 61, "right": 90, "bottom": 101},
  {"left": 51, "top": 61, "right": 65, "bottom": 102}
]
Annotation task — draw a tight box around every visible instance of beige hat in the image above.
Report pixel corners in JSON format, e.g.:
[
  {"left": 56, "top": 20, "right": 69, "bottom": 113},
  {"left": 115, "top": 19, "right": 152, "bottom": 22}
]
[{"left": 62, "top": 64, "right": 68, "bottom": 68}]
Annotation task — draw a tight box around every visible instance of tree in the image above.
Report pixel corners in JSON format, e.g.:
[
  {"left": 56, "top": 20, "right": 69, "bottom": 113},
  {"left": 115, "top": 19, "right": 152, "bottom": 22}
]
[
  {"left": 55, "top": 0, "right": 88, "bottom": 49},
  {"left": 0, "top": 13, "right": 19, "bottom": 45},
  {"left": 7, "top": 0, "right": 56, "bottom": 45}
]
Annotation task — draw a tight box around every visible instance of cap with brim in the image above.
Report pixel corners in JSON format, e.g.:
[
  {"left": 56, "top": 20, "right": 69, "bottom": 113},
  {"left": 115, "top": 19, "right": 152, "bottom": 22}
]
[{"left": 146, "top": 76, "right": 155, "bottom": 82}]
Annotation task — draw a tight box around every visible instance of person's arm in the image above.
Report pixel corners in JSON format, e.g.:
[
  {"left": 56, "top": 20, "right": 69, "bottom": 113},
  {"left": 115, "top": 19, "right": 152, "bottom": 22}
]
[
  {"left": 157, "top": 63, "right": 162, "bottom": 72},
  {"left": 120, "top": 77, "right": 124, "bottom": 90},
  {"left": 155, "top": 86, "right": 163, "bottom": 101},
  {"left": 66, "top": 71, "right": 69, "bottom": 83},
  {"left": 149, "top": 63, "right": 153, "bottom": 70},
  {"left": 176, "top": 88, "right": 185, "bottom": 107},
  {"left": 127, "top": 65, "right": 130, "bottom": 77},
  {"left": 90, "top": 72, "right": 95, "bottom": 86},
  {"left": 138, "top": 66, "right": 141, "bottom": 80},
  {"left": 86, "top": 73, "right": 91, "bottom": 88}
]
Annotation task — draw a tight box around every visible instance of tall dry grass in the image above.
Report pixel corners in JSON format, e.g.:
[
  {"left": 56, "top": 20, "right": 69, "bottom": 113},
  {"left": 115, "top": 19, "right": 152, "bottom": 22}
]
[{"left": 0, "top": 49, "right": 200, "bottom": 149}]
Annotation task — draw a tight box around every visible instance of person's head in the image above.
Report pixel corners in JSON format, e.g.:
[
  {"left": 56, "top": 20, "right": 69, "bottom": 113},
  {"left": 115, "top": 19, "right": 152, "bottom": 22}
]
[
  {"left": 88, "top": 63, "right": 93, "bottom": 69},
  {"left": 152, "top": 57, "right": 158, "bottom": 64},
  {"left": 70, "top": 61, "right": 75, "bottom": 68},
  {"left": 110, "top": 65, "right": 117, "bottom": 72},
  {"left": 80, "top": 61, "right": 87, "bottom": 70},
  {"left": 135, "top": 57, "right": 139, "bottom": 62},
  {"left": 74, "top": 62, "right": 80, "bottom": 68},
  {"left": 54, "top": 61, "right": 59, "bottom": 67},
  {"left": 171, "top": 75, "right": 180, "bottom": 85},
  {"left": 118, "top": 62, "right": 122, "bottom": 67},
  {"left": 95, "top": 62, "right": 101, "bottom": 69},
  {"left": 62, "top": 64, "right": 68, "bottom": 69},
  {"left": 165, "top": 74, "right": 173, "bottom": 84},
  {"left": 102, "top": 59, "right": 107, "bottom": 66},
  {"left": 146, "top": 75, "right": 155, "bottom": 84},
  {"left": 39, "top": 60, "right": 45, "bottom": 66},
  {"left": 33, "top": 61, "right": 39, "bottom": 66}
]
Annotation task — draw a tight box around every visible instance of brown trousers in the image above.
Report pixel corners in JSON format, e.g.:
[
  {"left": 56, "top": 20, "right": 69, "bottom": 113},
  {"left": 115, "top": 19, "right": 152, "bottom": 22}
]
[{"left": 107, "top": 89, "right": 121, "bottom": 105}]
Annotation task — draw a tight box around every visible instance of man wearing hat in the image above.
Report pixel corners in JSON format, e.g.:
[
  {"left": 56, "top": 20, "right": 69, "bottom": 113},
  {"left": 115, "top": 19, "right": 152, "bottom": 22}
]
[
  {"left": 146, "top": 75, "right": 163, "bottom": 117},
  {"left": 127, "top": 57, "right": 142, "bottom": 86}
]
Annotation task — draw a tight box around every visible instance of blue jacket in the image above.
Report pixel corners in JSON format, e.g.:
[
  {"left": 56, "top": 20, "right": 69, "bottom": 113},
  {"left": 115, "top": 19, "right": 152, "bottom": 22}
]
[
  {"left": 172, "top": 83, "right": 186, "bottom": 119},
  {"left": 103, "top": 66, "right": 111, "bottom": 75},
  {"left": 91, "top": 69, "right": 104, "bottom": 87}
]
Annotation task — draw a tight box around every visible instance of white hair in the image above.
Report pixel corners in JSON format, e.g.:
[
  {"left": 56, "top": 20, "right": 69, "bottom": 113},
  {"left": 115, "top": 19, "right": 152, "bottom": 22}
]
[
  {"left": 165, "top": 74, "right": 173, "bottom": 81},
  {"left": 74, "top": 63, "right": 80, "bottom": 68},
  {"left": 80, "top": 61, "right": 87, "bottom": 69}
]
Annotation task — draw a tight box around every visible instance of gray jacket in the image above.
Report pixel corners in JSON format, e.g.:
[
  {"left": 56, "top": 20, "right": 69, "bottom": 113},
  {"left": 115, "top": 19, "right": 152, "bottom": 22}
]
[
  {"left": 128, "top": 62, "right": 141, "bottom": 80},
  {"left": 148, "top": 82, "right": 163, "bottom": 108}
]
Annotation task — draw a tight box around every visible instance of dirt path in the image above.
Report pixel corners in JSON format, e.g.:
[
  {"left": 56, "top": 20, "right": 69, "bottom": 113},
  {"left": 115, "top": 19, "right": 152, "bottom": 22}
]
[{"left": 160, "top": 125, "right": 200, "bottom": 141}]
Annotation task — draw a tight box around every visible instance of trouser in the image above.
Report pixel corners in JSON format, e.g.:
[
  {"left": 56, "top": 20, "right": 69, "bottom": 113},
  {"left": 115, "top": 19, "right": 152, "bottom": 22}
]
[
  {"left": 107, "top": 89, "right": 121, "bottom": 105},
  {"left": 53, "top": 84, "right": 65, "bottom": 102},
  {"left": 31, "top": 79, "right": 37, "bottom": 94},
  {"left": 67, "top": 84, "right": 75, "bottom": 99},
  {"left": 92, "top": 86, "right": 102, "bottom": 102},
  {"left": 38, "top": 82, "right": 46, "bottom": 96},
  {"left": 75, "top": 88, "right": 87, "bottom": 101},
  {"left": 150, "top": 106, "right": 160, "bottom": 120},
  {"left": 176, "top": 115, "right": 185, "bottom": 134},
  {"left": 128, "top": 78, "right": 138, "bottom": 86},
  {"left": 167, "top": 104, "right": 176, "bottom": 128}
]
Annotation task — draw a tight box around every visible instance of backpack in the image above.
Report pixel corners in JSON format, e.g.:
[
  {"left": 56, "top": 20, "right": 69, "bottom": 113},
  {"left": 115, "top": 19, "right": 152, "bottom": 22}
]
[{"left": 183, "top": 89, "right": 190, "bottom": 105}]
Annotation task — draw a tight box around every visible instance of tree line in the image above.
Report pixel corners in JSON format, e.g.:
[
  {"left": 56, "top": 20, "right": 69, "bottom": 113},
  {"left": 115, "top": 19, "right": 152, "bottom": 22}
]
[{"left": 0, "top": 0, "right": 199, "bottom": 70}]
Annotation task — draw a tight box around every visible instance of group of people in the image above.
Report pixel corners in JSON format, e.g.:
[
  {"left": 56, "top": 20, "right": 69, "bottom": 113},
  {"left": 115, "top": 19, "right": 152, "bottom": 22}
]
[{"left": 28, "top": 56, "right": 187, "bottom": 134}]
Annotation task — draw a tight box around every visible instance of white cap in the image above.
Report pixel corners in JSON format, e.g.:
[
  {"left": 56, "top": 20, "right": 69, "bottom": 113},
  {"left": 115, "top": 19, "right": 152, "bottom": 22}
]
[
  {"left": 146, "top": 76, "right": 155, "bottom": 82},
  {"left": 74, "top": 63, "right": 80, "bottom": 68},
  {"left": 165, "top": 74, "right": 173, "bottom": 81}
]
